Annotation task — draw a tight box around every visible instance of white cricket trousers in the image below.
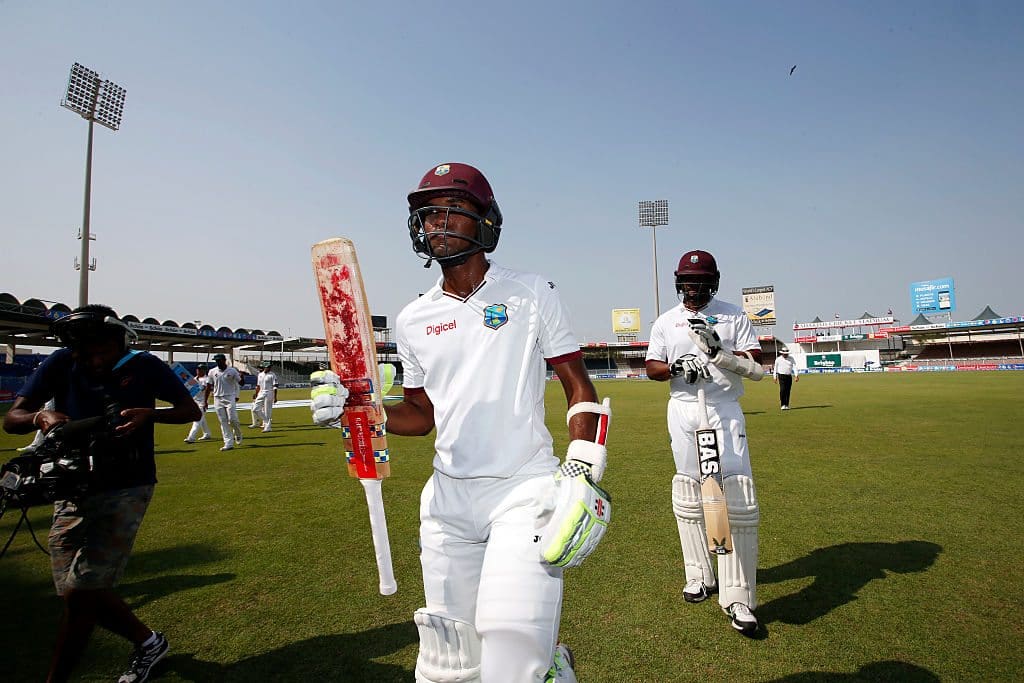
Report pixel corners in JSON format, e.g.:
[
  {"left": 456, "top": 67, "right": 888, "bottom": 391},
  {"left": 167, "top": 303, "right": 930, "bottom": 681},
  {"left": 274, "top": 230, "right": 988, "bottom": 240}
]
[
  {"left": 214, "top": 396, "right": 242, "bottom": 447},
  {"left": 186, "top": 400, "right": 212, "bottom": 441},
  {"left": 419, "top": 471, "right": 563, "bottom": 682},
  {"left": 251, "top": 393, "right": 273, "bottom": 428},
  {"left": 666, "top": 398, "right": 752, "bottom": 479}
]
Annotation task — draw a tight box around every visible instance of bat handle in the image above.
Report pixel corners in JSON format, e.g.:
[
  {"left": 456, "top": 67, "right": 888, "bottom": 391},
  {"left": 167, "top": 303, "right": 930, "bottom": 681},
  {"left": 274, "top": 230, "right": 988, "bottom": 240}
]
[
  {"left": 697, "top": 382, "right": 709, "bottom": 426},
  {"left": 359, "top": 478, "right": 398, "bottom": 596}
]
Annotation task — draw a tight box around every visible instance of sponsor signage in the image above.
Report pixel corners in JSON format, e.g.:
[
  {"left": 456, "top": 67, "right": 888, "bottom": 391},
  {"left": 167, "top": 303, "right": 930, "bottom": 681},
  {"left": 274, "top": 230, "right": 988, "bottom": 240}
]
[
  {"left": 910, "top": 277, "right": 956, "bottom": 314},
  {"left": 742, "top": 286, "right": 776, "bottom": 327},
  {"left": 612, "top": 308, "right": 641, "bottom": 334},
  {"left": 807, "top": 353, "right": 842, "bottom": 368},
  {"left": 793, "top": 316, "right": 894, "bottom": 331}
]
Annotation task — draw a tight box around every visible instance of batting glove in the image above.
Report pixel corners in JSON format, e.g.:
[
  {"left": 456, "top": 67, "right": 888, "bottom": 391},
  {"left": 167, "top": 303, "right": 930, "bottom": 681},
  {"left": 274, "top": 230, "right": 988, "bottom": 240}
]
[
  {"left": 310, "top": 370, "right": 349, "bottom": 427},
  {"left": 669, "top": 353, "right": 712, "bottom": 384},
  {"left": 687, "top": 321, "right": 723, "bottom": 358},
  {"left": 539, "top": 472, "right": 612, "bottom": 568}
]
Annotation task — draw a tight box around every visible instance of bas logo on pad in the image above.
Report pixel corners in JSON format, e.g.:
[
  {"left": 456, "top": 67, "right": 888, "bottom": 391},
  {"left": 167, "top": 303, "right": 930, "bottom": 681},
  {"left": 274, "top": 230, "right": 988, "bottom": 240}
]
[{"left": 483, "top": 304, "right": 509, "bottom": 330}]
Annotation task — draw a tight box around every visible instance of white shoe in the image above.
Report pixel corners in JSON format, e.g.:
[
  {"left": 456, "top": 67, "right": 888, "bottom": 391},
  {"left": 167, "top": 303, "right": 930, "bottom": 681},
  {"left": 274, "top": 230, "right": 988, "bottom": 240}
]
[
  {"left": 183, "top": 438, "right": 195, "bottom": 444},
  {"left": 545, "top": 643, "right": 577, "bottom": 683},
  {"left": 683, "top": 579, "right": 717, "bottom": 603},
  {"left": 219, "top": 445, "right": 234, "bottom": 451},
  {"left": 248, "top": 424, "right": 259, "bottom": 428},
  {"left": 724, "top": 602, "right": 758, "bottom": 635},
  {"left": 261, "top": 427, "right": 271, "bottom": 433},
  {"left": 199, "top": 435, "right": 212, "bottom": 441},
  {"left": 16, "top": 445, "right": 38, "bottom": 453},
  {"left": 235, "top": 435, "right": 243, "bottom": 445},
  {"left": 781, "top": 405, "right": 789, "bottom": 410}
]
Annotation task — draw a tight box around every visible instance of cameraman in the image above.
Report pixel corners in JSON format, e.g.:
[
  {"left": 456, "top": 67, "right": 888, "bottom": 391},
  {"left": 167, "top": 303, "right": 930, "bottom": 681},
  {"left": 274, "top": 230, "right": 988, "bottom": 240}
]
[{"left": 2, "top": 304, "right": 199, "bottom": 683}]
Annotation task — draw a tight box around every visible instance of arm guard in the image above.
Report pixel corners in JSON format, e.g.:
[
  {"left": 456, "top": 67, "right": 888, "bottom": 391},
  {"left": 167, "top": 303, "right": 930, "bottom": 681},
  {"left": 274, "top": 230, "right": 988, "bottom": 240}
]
[{"left": 709, "top": 351, "right": 765, "bottom": 381}]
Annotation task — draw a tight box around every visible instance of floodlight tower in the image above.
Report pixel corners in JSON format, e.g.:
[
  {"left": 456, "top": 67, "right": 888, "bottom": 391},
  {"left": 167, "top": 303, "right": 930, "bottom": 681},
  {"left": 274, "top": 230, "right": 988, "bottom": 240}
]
[
  {"left": 61, "top": 63, "right": 127, "bottom": 307},
  {"left": 638, "top": 200, "right": 669, "bottom": 318}
]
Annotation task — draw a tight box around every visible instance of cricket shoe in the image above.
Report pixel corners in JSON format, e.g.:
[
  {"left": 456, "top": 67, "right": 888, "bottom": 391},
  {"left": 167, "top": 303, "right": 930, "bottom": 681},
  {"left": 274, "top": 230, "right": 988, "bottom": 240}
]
[
  {"left": 16, "top": 445, "right": 38, "bottom": 453},
  {"left": 544, "top": 643, "right": 577, "bottom": 683},
  {"left": 261, "top": 427, "right": 271, "bottom": 433},
  {"left": 781, "top": 406, "right": 789, "bottom": 410},
  {"left": 723, "top": 602, "right": 758, "bottom": 635},
  {"left": 183, "top": 438, "right": 195, "bottom": 444},
  {"left": 198, "top": 435, "right": 212, "bottom": 441},
  {"left": 683, "top": 579, "right": 717, "bottom": 604},
  {"left": 118, "top": 631, "right": 169, "bottom": 683},
  {"left": 219, "top": 445, "right": 234, "bottom": 452}
]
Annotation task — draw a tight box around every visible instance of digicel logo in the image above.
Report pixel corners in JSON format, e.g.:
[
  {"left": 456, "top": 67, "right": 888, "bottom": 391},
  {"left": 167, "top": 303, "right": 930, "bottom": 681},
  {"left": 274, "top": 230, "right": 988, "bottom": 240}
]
[{"left": 426, "top": 320, "right": 457, "bottom": 336}]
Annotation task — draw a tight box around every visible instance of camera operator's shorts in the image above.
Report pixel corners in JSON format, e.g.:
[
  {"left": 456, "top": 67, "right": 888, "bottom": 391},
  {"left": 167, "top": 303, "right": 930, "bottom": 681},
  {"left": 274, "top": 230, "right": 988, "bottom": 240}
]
[{"left": 49, "top": 485, "right": 154, "bottom": 596}]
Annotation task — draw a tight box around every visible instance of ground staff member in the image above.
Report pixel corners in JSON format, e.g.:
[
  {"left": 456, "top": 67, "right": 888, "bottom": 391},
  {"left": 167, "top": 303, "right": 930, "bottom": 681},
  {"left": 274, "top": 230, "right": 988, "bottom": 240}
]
[{"left": 3, "top": 304, "right": 199, "bottom": 683}]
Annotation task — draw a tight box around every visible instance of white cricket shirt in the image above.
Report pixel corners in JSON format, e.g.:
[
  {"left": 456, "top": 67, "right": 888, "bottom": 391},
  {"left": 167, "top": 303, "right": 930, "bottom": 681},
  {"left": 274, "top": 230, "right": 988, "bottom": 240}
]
[
  {"left": 256, "top": 371, "right": 278, "bottom": 392},
  {"left": 193, "top": 375, "right": 210, "bottom": 404},
  {"left": 396, "top": 261, "right": 581, "bottom": 479},
  {"left": 646, "top": 297, "right": 759, "bottom": 404},
  {"left": 774, "top": 355, "right": 797, "bottom": 376},
  {"left": 208, "top": 365, "right": 241, "bottom": 398}
]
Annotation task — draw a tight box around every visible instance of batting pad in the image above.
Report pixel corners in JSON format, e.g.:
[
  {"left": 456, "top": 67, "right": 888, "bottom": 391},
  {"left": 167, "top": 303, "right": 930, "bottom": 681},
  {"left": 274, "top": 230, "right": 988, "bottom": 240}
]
[
  {"left": 414, "top": 609, "right": 482, "bottom": 683},
  {"left": 718, "top": 475, "right": 759, "bottom": 609},
  {"left": 672, "top": 474, "right": 715, "bottom": 586}
]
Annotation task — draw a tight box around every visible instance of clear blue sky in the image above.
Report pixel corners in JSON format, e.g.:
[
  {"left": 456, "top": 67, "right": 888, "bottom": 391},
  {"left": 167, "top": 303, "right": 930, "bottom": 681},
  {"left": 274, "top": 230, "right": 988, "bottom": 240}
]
[{"left": 2, "top": 1, "right": 1022, "bottom": 343}]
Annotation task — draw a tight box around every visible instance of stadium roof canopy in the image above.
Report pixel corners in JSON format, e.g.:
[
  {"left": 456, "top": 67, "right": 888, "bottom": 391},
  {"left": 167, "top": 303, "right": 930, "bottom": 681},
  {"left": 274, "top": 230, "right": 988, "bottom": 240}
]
[
  {"left": 973, "top": 306, "right": 1001, "bottom": 320},
  {"left": 0, "top": 292, "right": 326, "bottom": 355}
]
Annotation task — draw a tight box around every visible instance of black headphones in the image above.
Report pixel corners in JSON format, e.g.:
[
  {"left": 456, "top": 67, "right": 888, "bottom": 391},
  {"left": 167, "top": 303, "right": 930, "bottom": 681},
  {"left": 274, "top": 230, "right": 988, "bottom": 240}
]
[{"left": 51, "top": 307, "right": 138, "bottom": 352}]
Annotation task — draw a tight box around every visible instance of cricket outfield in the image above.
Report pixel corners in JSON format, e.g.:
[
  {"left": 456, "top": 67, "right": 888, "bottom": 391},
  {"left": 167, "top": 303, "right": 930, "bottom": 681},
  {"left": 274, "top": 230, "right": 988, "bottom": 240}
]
[{"left": 1, "top": 371, "right": 1021, "bottom": 681}]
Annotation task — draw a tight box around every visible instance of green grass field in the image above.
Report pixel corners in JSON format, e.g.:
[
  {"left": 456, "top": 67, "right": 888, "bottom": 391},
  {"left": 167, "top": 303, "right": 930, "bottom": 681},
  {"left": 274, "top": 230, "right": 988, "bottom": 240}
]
[{"left": 2, "top": 372, "right": 1022, "bottom": 681}]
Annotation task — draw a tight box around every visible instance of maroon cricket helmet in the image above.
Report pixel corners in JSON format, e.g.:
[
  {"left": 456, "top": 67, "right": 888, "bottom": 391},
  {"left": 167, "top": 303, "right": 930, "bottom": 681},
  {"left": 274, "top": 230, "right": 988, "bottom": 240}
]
[
  {"left": 407, "top": 162, "right": 496, "bottom": 212},
  {"left": 674, "top": 250, "right": 720, "bottom": 308}
]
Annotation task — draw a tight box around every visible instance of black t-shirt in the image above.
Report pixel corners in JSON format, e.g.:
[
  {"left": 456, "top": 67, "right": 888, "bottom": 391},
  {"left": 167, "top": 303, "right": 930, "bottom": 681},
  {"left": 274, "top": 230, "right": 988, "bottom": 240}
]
[{"left": 18, "top": 349, "right": 193, "bottom": 491}]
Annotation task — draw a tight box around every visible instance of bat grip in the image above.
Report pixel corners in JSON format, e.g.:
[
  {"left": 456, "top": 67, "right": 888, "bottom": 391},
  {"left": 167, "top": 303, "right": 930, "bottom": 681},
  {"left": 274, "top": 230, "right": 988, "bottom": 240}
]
[
  {"left": 359, "top": 478, "right": 398, "bottom": 596},
  {"left": 697, "top": 382, "right": 710, "bottom": 428}
]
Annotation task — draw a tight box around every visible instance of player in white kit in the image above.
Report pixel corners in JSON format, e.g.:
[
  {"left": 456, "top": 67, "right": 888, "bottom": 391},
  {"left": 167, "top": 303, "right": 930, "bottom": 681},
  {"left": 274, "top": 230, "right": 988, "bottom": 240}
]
[
  {"left": 375, "top": 163, "right": 611, "bottom": 682},
  {"left": 207, "top": 353, "right": 243, "bottom": 451},
  {"left": 184, "top": 364, "right": 213, "bottom": 443},
  {"left": 251, "top": 361, "right": 278, "bottom": 431},
  {"left": 645, "top": 250, "right": 765, "bottom": 636}
]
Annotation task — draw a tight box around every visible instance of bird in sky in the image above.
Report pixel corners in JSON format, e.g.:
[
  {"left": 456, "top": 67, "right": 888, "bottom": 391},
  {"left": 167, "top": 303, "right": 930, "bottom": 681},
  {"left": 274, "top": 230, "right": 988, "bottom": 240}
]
[{"left": 789, "top": 64, "right": 797, "bottom": 76}]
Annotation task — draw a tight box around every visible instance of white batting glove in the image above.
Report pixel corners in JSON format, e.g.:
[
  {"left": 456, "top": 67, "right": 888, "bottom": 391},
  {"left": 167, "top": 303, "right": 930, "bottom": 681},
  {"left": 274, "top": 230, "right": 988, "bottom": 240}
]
[
  {"left": 687, "top": 321, "right": 723, "bottom": 358},
  {"left": 539, "top": 473, "right": 611, "bottom": 569},
  {"left": 310, "top": 370, "right": 349, "bottom": 427},
  {"left": 669, "top": 354, "right": 711, "bottom": 384}
]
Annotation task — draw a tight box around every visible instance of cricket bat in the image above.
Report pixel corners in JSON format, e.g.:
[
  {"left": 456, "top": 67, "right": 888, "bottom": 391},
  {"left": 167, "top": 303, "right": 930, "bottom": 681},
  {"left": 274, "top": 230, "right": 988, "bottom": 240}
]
[
  {"left": 311, "top": 237, "right": 397, "bottom": 595},
  {"left": 696, "top": 382, "right": 733, "bottom": 555}
]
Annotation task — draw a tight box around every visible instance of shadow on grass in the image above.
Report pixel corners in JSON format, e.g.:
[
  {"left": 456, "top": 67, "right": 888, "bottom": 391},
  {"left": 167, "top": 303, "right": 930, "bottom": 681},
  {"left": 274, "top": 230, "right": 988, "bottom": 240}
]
[
  {"left": 758, "top": 541, "right": 941, "bottom": 625},
  {"left": 122, "top": 573, "right": 235, "bottom": 611},
  {"left": 782, "top": 405, "right": 832, "bottom": 410},
  {"left": 235, "top": 441, "right": 327, "bottom": 450},
  {"left": 162, "top": 621, "right": 417, "bottom": 681},
  {"left": 765, "top": 660, "right": 939, "bottom": 682}
]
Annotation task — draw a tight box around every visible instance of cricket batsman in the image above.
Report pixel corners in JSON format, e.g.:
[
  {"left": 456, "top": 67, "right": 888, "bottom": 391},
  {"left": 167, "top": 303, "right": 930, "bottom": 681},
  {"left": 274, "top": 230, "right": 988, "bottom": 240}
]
[
  {"left": 645, "top": 249, "right": 765, "bottom": 635},
  {"left": 312, "top": 163, "right": 611, "bottom": 681}
]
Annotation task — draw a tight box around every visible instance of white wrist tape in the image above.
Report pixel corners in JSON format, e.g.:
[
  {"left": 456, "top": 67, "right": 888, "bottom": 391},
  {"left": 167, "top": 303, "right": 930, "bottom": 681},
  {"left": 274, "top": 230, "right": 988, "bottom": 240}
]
[
  {"left": 564, "top": 397, "right": 611, "bottom": 482},
  {"left": 710, "top": 352, "right": 764, "bottom": 381}
]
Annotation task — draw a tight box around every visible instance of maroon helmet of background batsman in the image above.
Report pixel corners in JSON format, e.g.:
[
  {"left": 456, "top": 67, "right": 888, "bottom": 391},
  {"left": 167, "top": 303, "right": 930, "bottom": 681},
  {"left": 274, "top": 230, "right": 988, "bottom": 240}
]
[{"left": 674, "top": 249, "right": 720, "bottom": 309}]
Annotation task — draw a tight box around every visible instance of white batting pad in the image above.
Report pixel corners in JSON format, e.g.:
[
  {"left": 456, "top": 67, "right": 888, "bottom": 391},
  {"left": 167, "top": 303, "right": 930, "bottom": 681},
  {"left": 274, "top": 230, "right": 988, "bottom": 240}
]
[
  {"left": 414, "top": 609, "right": 482, "bottom": 683},
  {"left": 718, "top": 475, "right": 760, "bottom": 609},
  {"left": 672, "top": 474, "right": 715, "bottom": 586}
]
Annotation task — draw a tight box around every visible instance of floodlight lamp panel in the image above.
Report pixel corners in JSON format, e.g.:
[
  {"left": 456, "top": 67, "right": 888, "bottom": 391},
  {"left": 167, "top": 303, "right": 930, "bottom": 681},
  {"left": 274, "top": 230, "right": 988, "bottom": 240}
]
[{"left": 638, "top": 199, "right": 669, "bottom": 227}]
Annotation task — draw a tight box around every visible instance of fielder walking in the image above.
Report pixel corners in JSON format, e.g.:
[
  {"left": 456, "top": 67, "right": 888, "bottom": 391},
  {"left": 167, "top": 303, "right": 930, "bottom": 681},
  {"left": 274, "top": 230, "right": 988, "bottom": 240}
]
[
  {"left": 207, "top": 353, "right": 243, "bottom": 451},
  {"left": 645, "top": 249, "right": 765, "bottom": 635},
  {"left": 773, "top": 347, "right": 798, "bottom": 410},
  {"left": 312, "top": 163, "right": 611, "bottom": 682},
  {"left": 250, "top": 361, "right": 278, "bottom": 431},
  {"left": 184, "top": 364, "right": 212, "bottom": 443}
]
